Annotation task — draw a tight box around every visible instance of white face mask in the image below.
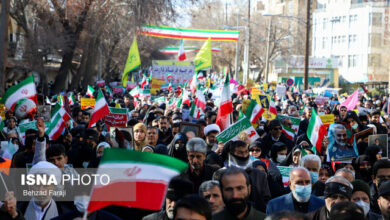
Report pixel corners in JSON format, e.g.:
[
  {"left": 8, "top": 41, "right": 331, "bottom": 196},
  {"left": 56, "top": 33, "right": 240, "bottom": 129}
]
[
  {"left": 355, "top": 200, "right": 370, "bottom": 216},
  {"left": 277, "top": 154, "right": 286, "bottom": 163},
  {"left": 74, "top": 195, "right": 90, "bottom": 213}
]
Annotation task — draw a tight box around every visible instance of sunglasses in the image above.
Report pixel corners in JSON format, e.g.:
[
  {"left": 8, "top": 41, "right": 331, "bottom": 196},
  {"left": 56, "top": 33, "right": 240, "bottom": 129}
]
[
  {"left": 250, "top": 149, "right": 261, "bottom": 152},
  {"left": 273, "top": 127, "right": 282, "bottom": 131}
]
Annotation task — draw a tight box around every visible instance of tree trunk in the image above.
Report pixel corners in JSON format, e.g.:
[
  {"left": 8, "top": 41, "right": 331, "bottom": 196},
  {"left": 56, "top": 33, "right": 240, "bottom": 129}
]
[
  {"left": 0, "top": 0, "right": 10, "bottom": 95},
  {"left": 81, "top": 36, "right": 99, "bottom": 88}
]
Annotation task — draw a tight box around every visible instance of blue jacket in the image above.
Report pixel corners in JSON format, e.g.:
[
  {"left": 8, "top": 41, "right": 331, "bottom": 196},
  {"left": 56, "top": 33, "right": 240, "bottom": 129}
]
[{"left": 266, "top": 193, "right": 324, "bottom": 215}]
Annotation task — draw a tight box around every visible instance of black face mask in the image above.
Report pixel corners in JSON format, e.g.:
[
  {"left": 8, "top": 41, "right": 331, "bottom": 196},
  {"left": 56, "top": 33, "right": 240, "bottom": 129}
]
[
  {"left": 225, "top": 198, "right": 247, "bottom": 216},
  {"left": 359, "top": 168, "right": 372, "bottom": 181}
]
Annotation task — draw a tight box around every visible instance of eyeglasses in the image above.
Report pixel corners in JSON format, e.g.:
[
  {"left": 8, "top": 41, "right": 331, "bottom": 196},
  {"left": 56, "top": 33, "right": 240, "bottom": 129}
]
[
  {"left": 250, "top": 148, "right": 261, "bottom": 152},
  {"left": 336, "top": 134, "right": 347, "bottom": 137}
]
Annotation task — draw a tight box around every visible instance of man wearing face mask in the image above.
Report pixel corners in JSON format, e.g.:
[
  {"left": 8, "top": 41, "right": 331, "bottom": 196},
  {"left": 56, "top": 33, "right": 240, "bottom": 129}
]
[
  {"left": 143, "top": 177, "right": 193, "bottom": 220},
  {"left": 351, "top": 180, "right": 382, "bottom": 220},
  {"left": 300, "top": 155, "right": 321, "bottom": 184},
  {"left": 309, "top": 176, "right": 353, "bottom": 220},
  {"left": 378, "top": 180, "right": 390, "bottom": 220},
  {"left": 204, "top": 124, "right": 220, "bottom": 151},
  {"left": 266, "top": 167, "right": 324, "bottom": 215},
  {"left": 181, "top": 138, "right": 219, "bottom": 192}
]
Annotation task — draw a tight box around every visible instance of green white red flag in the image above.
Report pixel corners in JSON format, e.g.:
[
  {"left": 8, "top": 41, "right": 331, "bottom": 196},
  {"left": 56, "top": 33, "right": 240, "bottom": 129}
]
[
  {"left": 307, "top": 109, "right": 327, "bottom": 153},
  {"left": 87, "top": 148, "right": 187, "bottom": 212},
  {"left": 88, "top": 89, "right": 109, "bottom": 128},
  {"left": 87, "top": 85, "right": 95, "bottom": 98},
  {"left": 216, "top": 73, "right": 233, "bottom": 131},
  {"left": 245, "top": 100, "right": 264, "bottom": 124},
  {"left": 0, "top": 75, "right": 37, "bottom": 110},
  {"left": 47, "top": 104, "right": 71, "bottom": 140},
  {"left": 177, "top": 39, "right": 186, "bottom": 61},
  {"left": 69, "top": 94, "right": 76, "bottom": 105},
  {"left": 190, "top": 102, "right": 202, "bottom": 119},
  {"left": 281, "top": 124, "right": 295, "bottom": 140},
  {"left": 195, "top": 89, "right": 206, "bottom": 111}
]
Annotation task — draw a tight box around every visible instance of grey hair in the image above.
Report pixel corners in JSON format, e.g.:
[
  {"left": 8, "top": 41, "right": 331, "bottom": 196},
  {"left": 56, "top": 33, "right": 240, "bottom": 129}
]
[
  {"left": 333, "top": 124, "right": 346, "bottom": 134},
  {"left": 335, "top": 168, "right": 355, "bottom": 179},
  {"left": 326, "top": 176, "right": 353, "bottom": 189},
  {"left": 186, "top": 137, "right": 207, "bottom": 154},
  {"left": 299, "top": 154, "right": 322, "bottom": 170},
  {"left": 199, "top": 180, "right": 220, "bottom": 195},
  {"left": 289, "top": 167, "right": 310, "bottom": 179}
]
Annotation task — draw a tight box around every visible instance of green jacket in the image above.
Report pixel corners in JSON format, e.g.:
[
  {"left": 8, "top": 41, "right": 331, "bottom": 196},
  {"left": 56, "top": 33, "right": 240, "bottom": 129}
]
[{"left": 212, "top": 206, "right": 266, "bottom": 220}]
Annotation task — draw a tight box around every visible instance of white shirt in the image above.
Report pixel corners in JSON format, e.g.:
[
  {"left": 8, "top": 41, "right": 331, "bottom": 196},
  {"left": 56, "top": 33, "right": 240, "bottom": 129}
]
[{"left": 32, "top": 199, "right": 52, "bottom": 220}]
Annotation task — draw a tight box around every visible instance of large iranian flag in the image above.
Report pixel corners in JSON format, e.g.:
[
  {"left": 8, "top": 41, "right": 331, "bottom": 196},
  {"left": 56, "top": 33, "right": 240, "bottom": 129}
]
[
  {"left": 87, "top": 148, "right": 187, "bottom": 212},
  {"left": 307, "top": 109, "right": 327, "bottom": 153},
  {"left": 47, "top": 104, "right": 71, "bottom": 140},
  {"left": 0, "top": 75, "right": 37, "bottom": 110},
  {"left": 88, "top": 89, "right": 109, "bottom": 128},
  {"left": 216, "top": 74, "right": 233, "bottom": 131},
  {"left": 245, "top": 99, "right": 264, "bottom": 124},
  {"left": 281, "top": 124, "right": 295, "bottom": 140}
]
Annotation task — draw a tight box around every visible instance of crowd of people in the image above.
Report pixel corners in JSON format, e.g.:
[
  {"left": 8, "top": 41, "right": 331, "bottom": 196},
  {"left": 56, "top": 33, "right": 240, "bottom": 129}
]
[{"left": 0, "top": 77, "right": 390, "bottom": 220}]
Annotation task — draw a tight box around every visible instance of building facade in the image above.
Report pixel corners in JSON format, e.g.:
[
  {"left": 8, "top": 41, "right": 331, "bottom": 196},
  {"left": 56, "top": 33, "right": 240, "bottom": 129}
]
[{"left": 312, "top": 0, "right": 390, "bottom": 83}]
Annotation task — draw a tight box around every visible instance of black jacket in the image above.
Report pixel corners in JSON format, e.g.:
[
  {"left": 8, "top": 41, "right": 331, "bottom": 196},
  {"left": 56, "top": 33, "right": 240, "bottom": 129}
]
[
  {"left": 370, "top": 183, "right": 381, "bottom": 215},
  {"left": 181, "top": 163, "right": 219, "bottom": 192},
  {"left": 261, "top": 133, "right": 294, "bottom": 158}
]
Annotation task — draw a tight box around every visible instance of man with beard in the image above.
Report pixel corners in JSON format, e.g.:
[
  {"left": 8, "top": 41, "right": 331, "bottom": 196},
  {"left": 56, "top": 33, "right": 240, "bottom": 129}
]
[
  {"left": 328, "top": 124, "right": 357, "bottom": 160},
  {"left": 158, "top": 116, "right": 173, "bottom": 145},
  {"left": 266, "top": 167, "right": 324, "bottom": 214},
  {"left": 297, "top": 106, "right": 312, "bottom": 136},
  {"left": 213, "top": 167, "right": 266, "bottom": 220},
  {"left": 204, "top": 124, "right": 220, "bottom": 151},
  {"left": 377, "top": 180, "right": 390, "bottom": 220},
  {"left": 261, "top": 120, "right": 294, "bottom": 158},
  {"left": 143, "top": 177, "right": 193, "bottom": 220},
  {"left": 199, "top": 180, "right": 225, "bottom": 214},
  {"left": 182, "top": 138, "right": 219, "bottom": 192},
  {"left": 370, "top": 159, "right": 390, "bottom": 214}
]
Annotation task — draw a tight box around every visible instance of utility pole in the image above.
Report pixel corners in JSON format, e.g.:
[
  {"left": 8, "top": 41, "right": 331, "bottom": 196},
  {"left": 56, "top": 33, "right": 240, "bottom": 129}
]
[
  {"left": 0, "top": 0, "right": 10, "bottom": 96},
  {"left": 304, "top": 0, "right": 311, "bottom": 90},
  {"left": 245, "top": 0, "right": 251, "bottom": 85},
  {"left": 234, "top": 12, "right": 240, "bottom": 81}
]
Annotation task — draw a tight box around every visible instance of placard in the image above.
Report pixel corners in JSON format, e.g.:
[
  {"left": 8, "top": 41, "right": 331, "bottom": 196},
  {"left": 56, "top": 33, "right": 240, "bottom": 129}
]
[
  {"left": 80, "top": 98, "right": 95, "bottom": 110},
  {"left": 37, "top": 105, "right": 51, "bottom": 122},
  {"left": 109, "top": 127, "right": 134, "bottom": 149},
  {"left": 180, "top": 122, "right": 201, "bottom": 137},
  {"left": 368, "top": 134, "right": 388, "bottom": 158},
  {"left": 0, "top": 103, "right": 5, "bottom": 119},
  {"left": 152, "top": 60, "right": 194, "bottom": 84},
  {"left": 105, "top": 107, "right": 128, "bottom": 127},
  {"left": 319, "top": 114, "right": 334, "bottom": 127}
]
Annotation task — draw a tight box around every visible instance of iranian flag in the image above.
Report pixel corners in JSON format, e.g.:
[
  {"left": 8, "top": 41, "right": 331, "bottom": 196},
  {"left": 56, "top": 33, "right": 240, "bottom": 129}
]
[
  {"left": 190, "top": 102, "right": 202, "bottom": 119},
  {"left": 189, "top": 72, "right": 198, "bottom": 94},
  {"left": 47, "top": 104, "right": 71, "bottom": 140},
  {"left": 281, "top": 124, "right": 295, "bottom": 140},
  {"left": 140, "top": 75, "right": 147, "bottom": 89},
  {"left": 88, "top": 89, "right": 110, "bottom": 128},
  {"left": 87, "top": 85, "right": 95, "bottom": 98},
  {"left": 168, "top": 82, "right": 172, "bottom": 92},
  {"left": 130, "top": 86, "right": 140, "bottom": 98},
  {"left": 69, "top": 94, "right": 76, "bottom": 105},
  {"left": 87, "top": 148, "right": 187, "bottom": 212},
  {"left": 195, "top": 89, "right": 206, "bottom": 111},
  {"left": 216, "top": 74, "right": 233, "bottom": 131},
  {"left": 182, "top": 88, "right": 190, "bottom": 106},
  {"left": 0, "top": 116, "right": 4, "bottom": 131},
  {"left": 245, "top": 100, "right": 264, "bottom": 124},
  {"left": 269, "top": 97, "right": 278, "bottom": 116},
  {"left": 177, "top": 39, "right": 186, "bottom": 61},
  {"left": 307, "top": 109, "right": 327, "bottom": 153},
  {"left": 0, "top": 75, "right": 37, "bottom": 110}
]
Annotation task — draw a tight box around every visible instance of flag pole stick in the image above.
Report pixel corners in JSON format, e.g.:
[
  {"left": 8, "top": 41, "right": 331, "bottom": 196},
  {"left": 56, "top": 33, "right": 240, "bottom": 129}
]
[{"left": 0, "top": 172, "right": 9, "bottom": 192}]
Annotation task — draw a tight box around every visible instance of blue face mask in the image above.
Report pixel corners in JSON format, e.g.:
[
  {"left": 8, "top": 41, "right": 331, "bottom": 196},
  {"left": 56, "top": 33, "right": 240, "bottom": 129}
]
[
  {"left": 293, "top": 184, "right": 312, "bottom": 202},
  {"left": 351, "top": 123, "right": 358, "bottom": 130},
  {"left": 310, "top": 171, "right": 319, "bottom": 183}
]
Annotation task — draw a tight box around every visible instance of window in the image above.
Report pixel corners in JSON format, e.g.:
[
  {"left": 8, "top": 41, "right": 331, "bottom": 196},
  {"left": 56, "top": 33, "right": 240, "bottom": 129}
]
[
  {"left": 369, "top": 33, "right": 382, "bottom": 47},
  {"left": 349, "top": 14, "right": 358, "bottom": 26},
  {"left": 342, "top": 35, "right": 346, "bottom": 43},
  {"left": 368, "top": 54, "right": 381, "bottom": 67},
  {"left": 323, "top": 18, "right": 327, "bottom": 29},
  {"left": 342, "top": 16, "right": 346, "bottom": 23},
  {"left": 349, "top": 34, "right": 357, "bottom": 47},
  {"left": 370, "top": 13, "right": 382, "bottom": 27},
  {"left": 322, "top": 37, "right": 327, "bottom": 49},
  {"left": 348, "top": 55, "right": 357, "bottom": 68}
]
